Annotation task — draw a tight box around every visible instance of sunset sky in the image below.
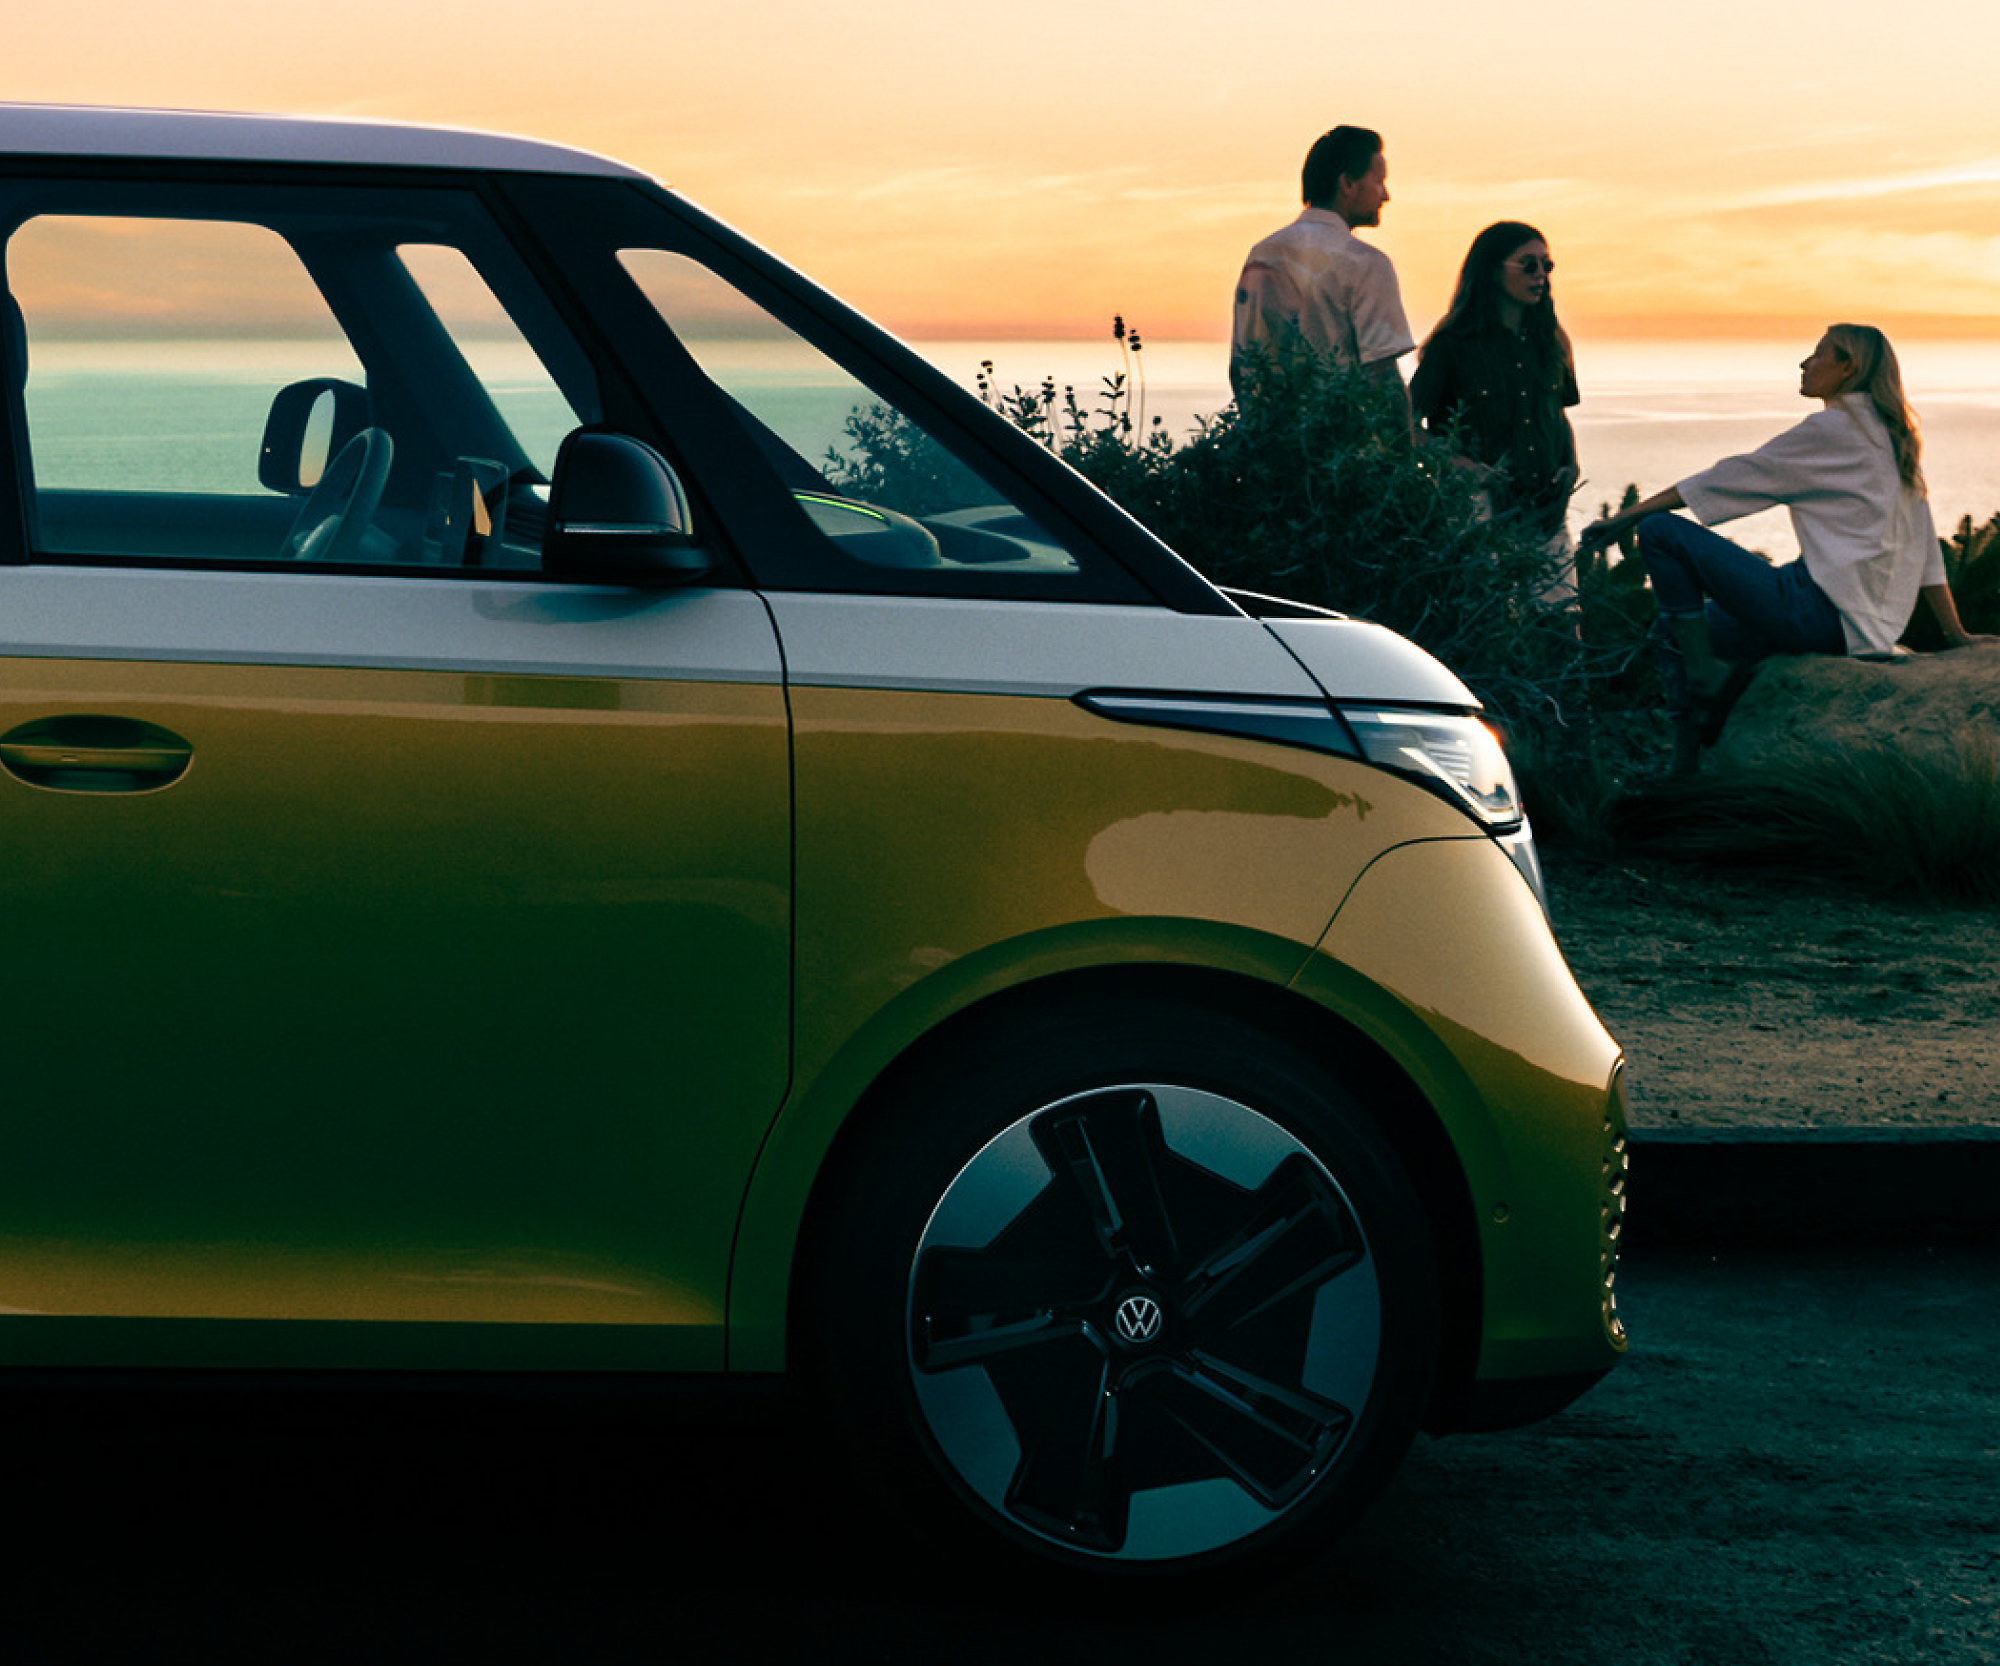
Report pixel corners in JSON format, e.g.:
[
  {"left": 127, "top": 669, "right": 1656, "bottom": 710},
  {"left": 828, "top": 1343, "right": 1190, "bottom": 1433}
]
[{"left": 14, "top": 0, "right": 2000, "bottom": 342}]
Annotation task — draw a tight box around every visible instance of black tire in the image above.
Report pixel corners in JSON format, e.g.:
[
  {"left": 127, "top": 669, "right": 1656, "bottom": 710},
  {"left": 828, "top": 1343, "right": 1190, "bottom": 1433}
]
[{"left": 802, "top": 993, "right": 1441, "bottom": 1577}]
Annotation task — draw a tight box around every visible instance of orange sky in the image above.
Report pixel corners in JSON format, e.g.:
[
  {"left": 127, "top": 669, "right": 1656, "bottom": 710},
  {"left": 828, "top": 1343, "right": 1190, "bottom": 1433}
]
[{"left": 14, "top": 0, "right": 2000, "bottom": 341}]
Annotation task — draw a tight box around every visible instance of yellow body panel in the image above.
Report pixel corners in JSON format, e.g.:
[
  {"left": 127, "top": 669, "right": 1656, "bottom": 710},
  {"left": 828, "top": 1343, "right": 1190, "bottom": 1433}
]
[
  {"left": 0, "top": 661, "right": 1622, "bottom": 1385},
  {"left": 1302, "top": 836, "right": 1627, "bottom": 1380},
  {"left": 729, "top": 686, "right": 1486, "bottom": 1368},
  {"left": 0, "top": 657, "right": 788, "bottom": 1368}
]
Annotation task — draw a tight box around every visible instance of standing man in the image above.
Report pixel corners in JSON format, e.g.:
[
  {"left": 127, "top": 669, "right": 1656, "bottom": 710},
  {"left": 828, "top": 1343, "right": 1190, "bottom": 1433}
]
[{"left": 1230, "top": 125, "right": 1414, "bottom": 427}]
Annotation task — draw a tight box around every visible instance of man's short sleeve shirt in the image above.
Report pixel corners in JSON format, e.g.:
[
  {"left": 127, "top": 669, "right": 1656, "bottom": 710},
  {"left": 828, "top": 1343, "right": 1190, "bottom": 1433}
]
[{"left": 1231, "top": 207, "right": 1415, "bottom": 377}]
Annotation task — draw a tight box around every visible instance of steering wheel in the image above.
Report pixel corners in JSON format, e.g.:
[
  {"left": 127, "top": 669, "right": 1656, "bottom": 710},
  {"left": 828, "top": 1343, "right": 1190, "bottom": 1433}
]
[{"left": 280, "top": 427, "right": 394, "bottom": 562}]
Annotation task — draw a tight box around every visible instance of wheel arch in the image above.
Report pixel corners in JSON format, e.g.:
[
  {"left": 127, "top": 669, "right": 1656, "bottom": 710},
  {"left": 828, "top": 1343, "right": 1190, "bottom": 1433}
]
[{"left": 787, "top": 959, "right": 1485, "bottom": 1431}]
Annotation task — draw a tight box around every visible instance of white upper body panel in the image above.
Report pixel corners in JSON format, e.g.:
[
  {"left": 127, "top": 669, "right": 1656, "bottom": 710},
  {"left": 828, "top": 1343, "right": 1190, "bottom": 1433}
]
[
  {"left": 0, "top": 104, "right": 644, "bottom": 179},
  {"left": 0, "top": 567, "right": 781, "bottom": 684},
  {"left": 763, "top": 593, "right": 1322, "bottom": 700},
  {"left": 764, "top": 593, "right": 1476, "bottom": 709},
  {"left": 1261, "top": 615, "right": 1479, "bottom": 707}
]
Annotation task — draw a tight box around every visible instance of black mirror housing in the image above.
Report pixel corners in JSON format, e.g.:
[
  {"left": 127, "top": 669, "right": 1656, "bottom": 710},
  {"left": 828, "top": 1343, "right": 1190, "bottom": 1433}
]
[{"left": 544, "top": 430, "right": 712, "bottom": 583}]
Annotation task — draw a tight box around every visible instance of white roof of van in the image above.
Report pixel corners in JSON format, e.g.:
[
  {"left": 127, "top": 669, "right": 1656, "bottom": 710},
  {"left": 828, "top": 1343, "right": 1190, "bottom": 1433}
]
[{"left": 0, "top": 104, "right": 646, "bottom": 179}]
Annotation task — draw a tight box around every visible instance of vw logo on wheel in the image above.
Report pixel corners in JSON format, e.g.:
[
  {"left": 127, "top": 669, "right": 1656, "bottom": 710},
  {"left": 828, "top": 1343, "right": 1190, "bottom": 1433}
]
[{"left": 1115, "top": 1293, "right": 1164, "bottom": 1345}]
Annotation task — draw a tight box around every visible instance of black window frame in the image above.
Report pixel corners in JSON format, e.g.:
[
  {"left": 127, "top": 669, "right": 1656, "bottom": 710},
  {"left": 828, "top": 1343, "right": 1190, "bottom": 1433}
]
[
  {"left": 495, "top": 173, "right": 1230, "bottom": 612},
  {"left": 0, "top": 152, "right": 1232, "bottom": 615},
  {"left": 0, "top": 157, "right": 754, "bottom": 587}
]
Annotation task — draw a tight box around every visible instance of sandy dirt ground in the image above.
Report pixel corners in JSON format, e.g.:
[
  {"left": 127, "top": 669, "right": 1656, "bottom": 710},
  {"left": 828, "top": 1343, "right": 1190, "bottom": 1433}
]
[{"left": 1543, "top": 853, "right": 2000, "bottom": 1131}]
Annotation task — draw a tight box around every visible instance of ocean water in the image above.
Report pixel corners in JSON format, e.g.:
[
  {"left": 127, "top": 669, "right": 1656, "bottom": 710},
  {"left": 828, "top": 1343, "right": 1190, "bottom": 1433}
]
[
  {"left": 22, "top": 339, "right": 578, "bottom": 495},
  {"left": 29, "top": 336, "right": 2000, "bottom": 558},
  {"left": 925, "top": 337, "right": 2000, "bottom": 552}
]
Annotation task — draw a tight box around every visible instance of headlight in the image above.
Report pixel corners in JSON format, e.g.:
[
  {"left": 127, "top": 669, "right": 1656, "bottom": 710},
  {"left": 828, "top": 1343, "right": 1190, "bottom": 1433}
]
[
  {"left": 1072, "top": 690, "right": 1545, "bottom": 909},
  {"left": 1337, "top": 707, "right": 1525, "bottom": 832}
]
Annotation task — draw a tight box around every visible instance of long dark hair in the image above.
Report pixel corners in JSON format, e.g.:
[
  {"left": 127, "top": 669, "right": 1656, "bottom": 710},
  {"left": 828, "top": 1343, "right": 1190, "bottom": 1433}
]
[{"left": 1424, "top": 220, "right": 1571, "bottom": 374}]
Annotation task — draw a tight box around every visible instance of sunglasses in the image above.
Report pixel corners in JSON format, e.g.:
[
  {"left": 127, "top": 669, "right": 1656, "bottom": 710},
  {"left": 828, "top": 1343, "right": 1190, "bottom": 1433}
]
[{"left": 1507, "top": 255, "right": 1555, "bottom": 276}]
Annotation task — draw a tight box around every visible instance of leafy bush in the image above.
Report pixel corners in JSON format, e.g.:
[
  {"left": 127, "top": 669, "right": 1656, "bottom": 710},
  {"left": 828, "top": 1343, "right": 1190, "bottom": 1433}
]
[
  {"left": 980, "top": 329, "right": 1654, "bottom": 782},
  {"left": 969, "top": 325, "right": 2000, "bottom": 889},
  {"left": 1904, "top": 509, "right": 2000, "bottom": 648},
  {"left": 824, "top": 404, "right": 987, "bottom": 519}
]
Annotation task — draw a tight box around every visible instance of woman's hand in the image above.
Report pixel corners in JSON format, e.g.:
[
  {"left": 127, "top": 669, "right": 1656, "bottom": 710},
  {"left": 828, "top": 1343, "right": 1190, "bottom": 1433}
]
[
  {"left": 1921, "top": 583, "right": 1998, "bottom": 650},
  {"left": 1577, "top": 517, "right": 1624, "bottom": 556},
  {"left": 1578, "top": 486, "right": 1687, "bottom": 556}
]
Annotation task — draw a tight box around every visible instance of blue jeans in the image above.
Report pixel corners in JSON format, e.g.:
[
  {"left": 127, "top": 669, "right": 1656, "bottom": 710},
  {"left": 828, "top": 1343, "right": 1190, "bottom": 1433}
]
[{"left": 1638, "top": 513, "right": 1846, "bottom": 716}]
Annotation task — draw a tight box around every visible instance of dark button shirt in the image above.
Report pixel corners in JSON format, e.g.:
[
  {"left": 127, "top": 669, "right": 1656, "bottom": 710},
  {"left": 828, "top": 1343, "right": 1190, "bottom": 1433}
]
[{"left": 1411, "top": 328, "right": 1579, "bottom": 530}]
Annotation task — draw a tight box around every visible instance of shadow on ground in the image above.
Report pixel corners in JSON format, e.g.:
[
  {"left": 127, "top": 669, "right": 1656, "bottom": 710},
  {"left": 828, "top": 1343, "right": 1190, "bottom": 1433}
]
[{"left": 6, "top": 1244, "right": 1995, "bottom": 1664}]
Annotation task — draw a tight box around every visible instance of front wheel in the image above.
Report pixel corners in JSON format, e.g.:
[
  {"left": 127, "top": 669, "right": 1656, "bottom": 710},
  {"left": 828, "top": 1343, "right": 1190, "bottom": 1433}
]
[{"left": 803, "top": 999, "right": 1441, "bottom": 1575}]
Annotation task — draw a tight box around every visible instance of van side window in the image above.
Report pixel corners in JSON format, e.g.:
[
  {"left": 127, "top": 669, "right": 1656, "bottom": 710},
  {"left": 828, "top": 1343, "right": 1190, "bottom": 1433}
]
[
  {"left": 5, "top": 191, "right": 599, "bottom": 573},
  {"left": 619, "top": 249, "right": 1083, "bottom": 585}
]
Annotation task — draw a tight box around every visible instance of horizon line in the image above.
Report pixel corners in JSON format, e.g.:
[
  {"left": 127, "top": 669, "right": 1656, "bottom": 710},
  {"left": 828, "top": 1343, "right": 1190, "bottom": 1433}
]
[{"left": 882, "top": 312, "right": 2000, "bottom": 344}]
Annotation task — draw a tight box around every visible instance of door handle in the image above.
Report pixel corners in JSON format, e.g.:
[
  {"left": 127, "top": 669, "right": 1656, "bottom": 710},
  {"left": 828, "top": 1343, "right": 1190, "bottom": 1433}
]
[{"left": 0, "top": 715, "right": 194, "bottom": 793}]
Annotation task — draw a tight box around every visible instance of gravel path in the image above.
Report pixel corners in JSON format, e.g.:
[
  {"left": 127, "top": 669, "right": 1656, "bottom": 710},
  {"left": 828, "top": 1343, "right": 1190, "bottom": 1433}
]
[{"left": 1543, "top": 853, "right": 2000, "bottom": 1131}]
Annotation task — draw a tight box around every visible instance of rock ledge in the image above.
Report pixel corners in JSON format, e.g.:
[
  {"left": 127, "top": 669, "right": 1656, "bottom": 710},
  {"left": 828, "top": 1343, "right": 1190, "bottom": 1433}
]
[{"left": 1708, "top": 648, "right": 2000, "bottom": 772}]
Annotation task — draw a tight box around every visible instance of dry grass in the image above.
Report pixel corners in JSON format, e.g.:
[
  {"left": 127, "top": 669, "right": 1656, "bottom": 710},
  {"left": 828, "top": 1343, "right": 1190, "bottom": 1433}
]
[{"left": 1608, "top": 728, "right": 2000, "bottom": 903}]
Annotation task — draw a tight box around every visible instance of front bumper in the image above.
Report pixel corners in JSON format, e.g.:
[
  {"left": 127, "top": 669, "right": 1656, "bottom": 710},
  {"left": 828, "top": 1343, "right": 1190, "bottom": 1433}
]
[{"left": 1296, "top": 834, "right": 1630, "bottom": 1402}]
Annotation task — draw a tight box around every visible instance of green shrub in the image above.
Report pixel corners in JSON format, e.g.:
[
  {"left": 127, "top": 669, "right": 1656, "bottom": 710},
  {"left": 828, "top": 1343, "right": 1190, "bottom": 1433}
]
[
  {"left": 969, "top": 326, "right": 2000, "bottom": 890},
  {"left": 1904, "top": 510, "right": 2000, "bottom": 648},
  {"left": 980, "top": 333, "right": 1652, "bottom": 761}
]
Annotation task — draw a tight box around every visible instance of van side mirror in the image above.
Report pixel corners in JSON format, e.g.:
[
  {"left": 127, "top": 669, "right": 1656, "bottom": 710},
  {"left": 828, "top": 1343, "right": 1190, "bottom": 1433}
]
[
  {"left": 260, "top": 379, "right": 371, "bottom": 494},
  {"left": 543, "top": 430, "right": 713, "bottom": 584}
]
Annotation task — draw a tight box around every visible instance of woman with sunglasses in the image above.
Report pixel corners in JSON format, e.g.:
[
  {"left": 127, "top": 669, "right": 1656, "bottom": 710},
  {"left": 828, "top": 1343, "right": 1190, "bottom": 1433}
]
[
  {"left": 1412, "top": 221, "right": 1578, "bottom": 539},
  {"left": 1580, "top": 324, "right": 1995, "bottom": 767}
]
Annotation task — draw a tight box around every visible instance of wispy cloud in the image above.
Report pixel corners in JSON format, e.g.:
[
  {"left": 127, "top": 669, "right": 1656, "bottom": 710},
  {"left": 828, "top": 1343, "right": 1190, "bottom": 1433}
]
[
  {"left": 1725, "top": 159, "right": 2000, "bottom": 209},
  {"left": 1423, "top": 178, "right": 1597, "bottom": 206},
  {"left": 787, "top": 162, "right": 1153, "bottom": 206}
]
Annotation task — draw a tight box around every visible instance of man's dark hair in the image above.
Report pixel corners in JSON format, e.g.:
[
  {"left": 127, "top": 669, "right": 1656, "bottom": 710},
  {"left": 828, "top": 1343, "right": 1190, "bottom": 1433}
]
[{"left": 1302, "top": 126, "right": 1383, "bottom": 206}]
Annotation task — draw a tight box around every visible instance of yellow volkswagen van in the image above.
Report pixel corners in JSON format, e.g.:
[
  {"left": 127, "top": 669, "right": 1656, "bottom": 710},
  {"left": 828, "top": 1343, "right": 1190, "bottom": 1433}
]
[{"left": 0, "top": 105, "right": 1625, "bottom": 1574}]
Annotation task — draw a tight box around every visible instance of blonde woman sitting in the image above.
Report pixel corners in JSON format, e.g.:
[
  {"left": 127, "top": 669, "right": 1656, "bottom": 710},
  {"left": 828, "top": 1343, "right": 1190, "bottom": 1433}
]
[{"left": 1581, "top": 323, "right": 1993, "bottom": 762}]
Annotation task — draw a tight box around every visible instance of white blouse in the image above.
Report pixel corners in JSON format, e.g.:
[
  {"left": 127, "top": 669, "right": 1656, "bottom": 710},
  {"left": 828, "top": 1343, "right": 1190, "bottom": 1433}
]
[{"left": 1678, "top": 392, "right": 1944, "bottom": 656}]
